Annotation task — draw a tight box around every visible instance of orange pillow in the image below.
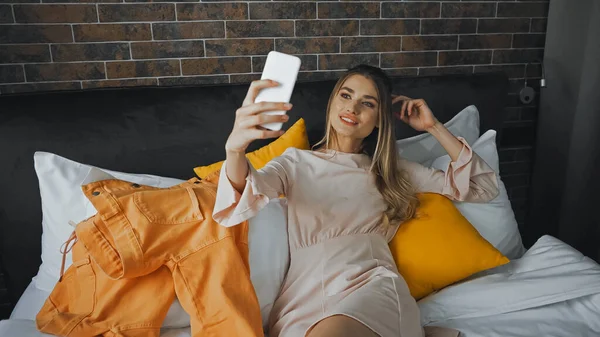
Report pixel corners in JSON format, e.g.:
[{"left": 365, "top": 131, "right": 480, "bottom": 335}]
[
  {"left": 389, "top": 193, "right": 509, "bottom": 300},
  {"left": 194, "top": 118, "right": 310, "bottom": 179}
]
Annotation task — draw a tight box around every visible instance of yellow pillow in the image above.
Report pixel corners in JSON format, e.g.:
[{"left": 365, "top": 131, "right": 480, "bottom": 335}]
[
  {"left": 389, "top": 193, "right": 509, "bottom": 300},
  {"left": 194, "top": 118, "right": 310, "bottom": 179}
]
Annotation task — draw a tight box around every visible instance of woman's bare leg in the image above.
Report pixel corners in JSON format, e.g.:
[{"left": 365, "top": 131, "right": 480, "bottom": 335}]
[{"left": 306, "top": 315, "right": 379, "bottom": 337}]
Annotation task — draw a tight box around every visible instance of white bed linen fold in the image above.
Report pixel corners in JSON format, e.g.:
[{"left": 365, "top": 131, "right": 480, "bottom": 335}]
[{"left": 418, "top": 235, "right": 600, "bottom": 337}]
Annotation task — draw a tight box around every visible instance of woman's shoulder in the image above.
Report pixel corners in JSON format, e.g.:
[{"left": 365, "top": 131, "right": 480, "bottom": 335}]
[
  {"left": 274, "top": 147, "right": 310, "bottom": 164},
  {"left": 280, "top": 147, "right": 319, "bottom": 162},
  {"left": 279, "top": 147, "right": 345, "bottom": 166}
]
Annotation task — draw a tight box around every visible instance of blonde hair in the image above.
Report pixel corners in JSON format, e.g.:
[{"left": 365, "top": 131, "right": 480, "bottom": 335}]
[{"left": 313, "top": 65, "right": 420, "bottom": 226}]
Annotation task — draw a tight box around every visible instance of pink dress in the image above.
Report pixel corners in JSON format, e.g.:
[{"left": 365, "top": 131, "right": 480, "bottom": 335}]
[{"left": 213, "top": 138, "right": 498, "bottom": 337}]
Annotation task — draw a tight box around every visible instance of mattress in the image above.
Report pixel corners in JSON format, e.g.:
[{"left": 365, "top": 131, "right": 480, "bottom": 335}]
[{"left": 2, "top": 235, "right": 599, "bottom": 337}]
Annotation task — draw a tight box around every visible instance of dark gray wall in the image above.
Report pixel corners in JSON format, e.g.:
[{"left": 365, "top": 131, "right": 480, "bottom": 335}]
[
  {"left": 0, "top": 263, "right": 10, "bottom": 319},
  {"left": 528, "top": 0, "right": 600, "bottom": 260}
]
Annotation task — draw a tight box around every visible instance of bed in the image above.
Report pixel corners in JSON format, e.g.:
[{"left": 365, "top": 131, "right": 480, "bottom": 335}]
[
  {"left": 3, "top": 234, "right": 599, "bottom": 337},
  {"left": 1, "top": 73, "right": 599, "bottom": 336}
]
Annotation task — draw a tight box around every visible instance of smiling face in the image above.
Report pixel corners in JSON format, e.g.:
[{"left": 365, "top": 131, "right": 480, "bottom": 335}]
[{"left": 329, "top": 74, "right": 381, "bottom": 143}]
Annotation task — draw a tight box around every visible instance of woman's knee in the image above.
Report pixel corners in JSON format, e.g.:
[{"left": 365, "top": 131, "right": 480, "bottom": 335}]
[{"left": 306, "top": 315, "right": 379, "bottom": 337}]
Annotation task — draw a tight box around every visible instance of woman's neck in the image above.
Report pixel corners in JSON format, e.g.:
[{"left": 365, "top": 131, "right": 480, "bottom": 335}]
[{"left": 329, "top": 136, "right": 362, "bottom": 154}]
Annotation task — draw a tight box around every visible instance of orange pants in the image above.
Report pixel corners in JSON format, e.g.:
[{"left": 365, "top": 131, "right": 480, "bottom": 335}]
[{"left": 36, "top": 178, "right": 263, "bottom": 337}]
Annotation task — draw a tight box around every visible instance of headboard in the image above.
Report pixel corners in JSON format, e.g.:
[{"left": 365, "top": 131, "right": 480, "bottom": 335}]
[{"left": 0, "top": 73, "right": 508, "bottom": 305}]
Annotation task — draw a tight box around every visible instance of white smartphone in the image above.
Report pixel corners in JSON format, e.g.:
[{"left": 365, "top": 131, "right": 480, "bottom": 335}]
[{"left": 255, "top": 51, "right": 302, "bottom": 131}]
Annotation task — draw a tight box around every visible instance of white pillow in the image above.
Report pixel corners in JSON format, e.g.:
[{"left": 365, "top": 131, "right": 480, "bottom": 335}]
[
  {"left": 33, "top": 152, "right": 183, "bottom": 292},
  {"left": 430, "top": 130, "right": 526, "bottom": 259},
  {"left": 32, "top": 152, "right": 290, "bottom": 331},
  {"left": 397, "top": 105, "right": 480, "bottom": 166},
  {"left": 247, "top": 198, "right": 289, "bottom": 329}
]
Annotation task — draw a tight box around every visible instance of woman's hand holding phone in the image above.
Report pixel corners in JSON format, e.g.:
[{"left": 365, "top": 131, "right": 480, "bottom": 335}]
[{"left": 225, "top": 79, "right": 293, "bottom": 154}]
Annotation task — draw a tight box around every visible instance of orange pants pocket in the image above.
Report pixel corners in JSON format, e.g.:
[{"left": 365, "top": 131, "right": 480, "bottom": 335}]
[
  {"left": 133, "top": 187, "right": 204, "bottom": 225},
  {"left": 66, "top": 257, "right": 96, "bottom": 315}
]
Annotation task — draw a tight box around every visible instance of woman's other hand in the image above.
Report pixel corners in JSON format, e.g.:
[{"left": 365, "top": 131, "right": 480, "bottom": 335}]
[{"left": 392, "top": 95, "right": 439, "bottom": 132}]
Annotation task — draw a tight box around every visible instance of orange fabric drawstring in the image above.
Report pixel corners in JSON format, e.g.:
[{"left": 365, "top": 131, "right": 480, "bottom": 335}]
[{"left": 59, "top": 230, "right": 78, "bottom": 282}]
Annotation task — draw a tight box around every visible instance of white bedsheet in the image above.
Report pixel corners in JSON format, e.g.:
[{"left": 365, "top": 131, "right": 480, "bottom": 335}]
[
  {"left": 2, "top": 235, "right": 599, "bottom": 337},
  {"left": 0, "top": 319, "right": 52, "bottom": 337},
  {"left": 418, "top": 235, "right": 600, "bottom": 337}
]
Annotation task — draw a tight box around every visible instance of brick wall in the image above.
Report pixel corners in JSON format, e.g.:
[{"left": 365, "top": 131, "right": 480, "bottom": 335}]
[{"left": 0, "top": 0, "right": 548, "bottom": 239}]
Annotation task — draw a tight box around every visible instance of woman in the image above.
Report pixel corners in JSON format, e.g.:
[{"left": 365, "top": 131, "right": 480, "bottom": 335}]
[{"left": 213, "top": 65, "right": 499, "bottom": 337}]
